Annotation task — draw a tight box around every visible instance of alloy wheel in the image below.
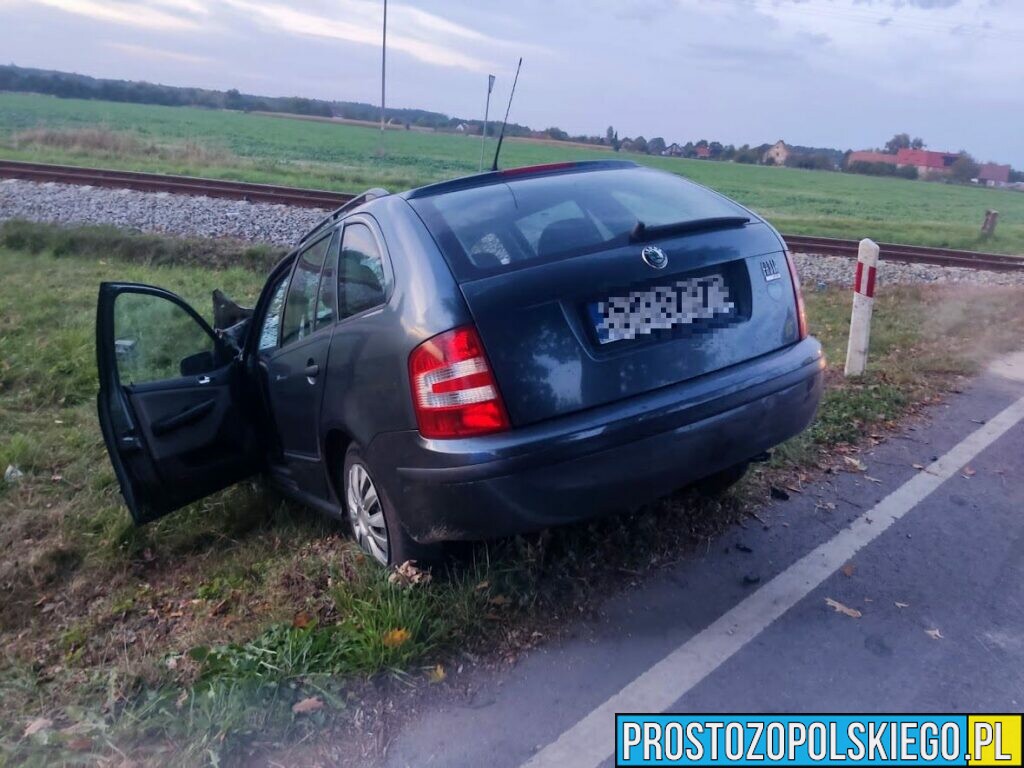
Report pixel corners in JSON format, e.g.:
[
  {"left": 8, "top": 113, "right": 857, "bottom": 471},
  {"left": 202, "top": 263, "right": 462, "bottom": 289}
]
[{"left": 346, "top": 463, "right": 389, "bottom": 566}]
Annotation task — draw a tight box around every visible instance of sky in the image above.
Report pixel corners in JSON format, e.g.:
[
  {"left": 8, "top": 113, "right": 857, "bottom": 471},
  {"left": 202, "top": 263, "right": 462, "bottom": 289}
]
[{"left": 1, "top": 0, "right": 1022, "bottom": 166}]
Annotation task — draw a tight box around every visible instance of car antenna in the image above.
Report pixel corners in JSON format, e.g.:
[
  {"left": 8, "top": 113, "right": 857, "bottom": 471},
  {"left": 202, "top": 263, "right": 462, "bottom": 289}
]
[{"left": 491, "top": 57, "right": 522, "bottom": 172}]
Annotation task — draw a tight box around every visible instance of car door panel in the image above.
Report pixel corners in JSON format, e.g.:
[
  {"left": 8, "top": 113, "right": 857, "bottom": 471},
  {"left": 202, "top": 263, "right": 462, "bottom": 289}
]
[
  {"left": 264, "top": 232, "right": 337, "bottom": 498},
  {"left": 96, "top": 282, "right": 260, "bottom": 524}
]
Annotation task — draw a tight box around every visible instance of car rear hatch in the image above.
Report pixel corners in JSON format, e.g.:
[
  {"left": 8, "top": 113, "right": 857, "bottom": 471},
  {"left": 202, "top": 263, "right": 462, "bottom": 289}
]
[{"left": 407, "top": 164, "right": 802, "bottom": 426}]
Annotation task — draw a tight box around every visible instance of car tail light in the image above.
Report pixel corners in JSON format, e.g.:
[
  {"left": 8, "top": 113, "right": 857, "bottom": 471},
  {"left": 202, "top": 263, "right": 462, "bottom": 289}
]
[
  {"left": 408, "top": 326, "right": 510, "bottom": 439},
  {"left": 784, "top": 250, "right": 808, "bottom": 340}
]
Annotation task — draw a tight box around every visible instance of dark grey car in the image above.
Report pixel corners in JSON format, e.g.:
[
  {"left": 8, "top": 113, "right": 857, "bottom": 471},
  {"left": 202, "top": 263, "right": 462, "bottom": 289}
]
[{"left": 96, "top": 161, "right": 824, "bottom": 566}]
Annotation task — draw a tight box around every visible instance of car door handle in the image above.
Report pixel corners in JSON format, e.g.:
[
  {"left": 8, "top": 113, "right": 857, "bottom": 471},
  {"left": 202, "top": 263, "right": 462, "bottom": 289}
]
[
  {"left": 304, "top": 362, "right": 320, "bottom": 378},
  {"left": 151, "top": 399, "right": 216, "bottom": 436}
]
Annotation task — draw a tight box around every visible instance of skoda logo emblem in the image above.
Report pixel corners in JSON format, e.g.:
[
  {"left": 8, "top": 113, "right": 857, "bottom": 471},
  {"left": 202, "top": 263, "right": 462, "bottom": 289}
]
[{"left": 641, "top": 246, "right": 668, "bottom": 270}]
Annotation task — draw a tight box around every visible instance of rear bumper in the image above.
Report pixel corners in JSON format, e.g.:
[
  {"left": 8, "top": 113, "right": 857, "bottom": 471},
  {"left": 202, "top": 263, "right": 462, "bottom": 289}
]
[{"left": 366, "top": 338, "right": 825, "bottom": 543}]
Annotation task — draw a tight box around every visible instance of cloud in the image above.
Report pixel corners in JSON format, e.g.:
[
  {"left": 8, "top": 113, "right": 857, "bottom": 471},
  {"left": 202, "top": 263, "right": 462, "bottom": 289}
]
[
  {"left": 221, "top": 0, "right": 504, "bottom": 72},
  {"left": 24, "top": 0, "right": 201, "bottom": 30},
  {"left": 105, "top": 41, "right": 211, "bottom": 64}
]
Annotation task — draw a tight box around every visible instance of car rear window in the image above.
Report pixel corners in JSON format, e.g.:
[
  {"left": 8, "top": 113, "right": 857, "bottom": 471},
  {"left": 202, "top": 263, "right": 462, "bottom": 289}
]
[{"left": 408, "top": 167, "right": 749, "bottom": 278}]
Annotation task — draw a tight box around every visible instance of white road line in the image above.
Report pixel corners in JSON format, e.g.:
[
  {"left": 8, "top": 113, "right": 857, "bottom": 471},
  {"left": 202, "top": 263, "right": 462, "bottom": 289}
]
[{"left": 522, "top": 391, "right": 1024, "bottom": 768}]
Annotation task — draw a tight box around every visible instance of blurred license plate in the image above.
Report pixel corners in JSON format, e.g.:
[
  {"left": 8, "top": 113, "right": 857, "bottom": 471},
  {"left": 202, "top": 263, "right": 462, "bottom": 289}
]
[{"left": 590, "top": 274, "right": 734, "bottom": 344}]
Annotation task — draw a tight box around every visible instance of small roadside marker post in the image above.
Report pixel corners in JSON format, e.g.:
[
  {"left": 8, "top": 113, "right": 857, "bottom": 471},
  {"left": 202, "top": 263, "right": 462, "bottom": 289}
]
[{"left": 844, "top": 238, "right": 880, "bottom": 377}]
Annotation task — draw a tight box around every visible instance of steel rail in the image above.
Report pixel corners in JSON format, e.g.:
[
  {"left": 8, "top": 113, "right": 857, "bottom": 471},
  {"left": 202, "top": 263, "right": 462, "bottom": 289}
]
[
  {"left": 0, "top": 159, "right": 353, "bottom": 208},
  {"left": 3, "top": 159, "right": 1021, "bottom": 271}
]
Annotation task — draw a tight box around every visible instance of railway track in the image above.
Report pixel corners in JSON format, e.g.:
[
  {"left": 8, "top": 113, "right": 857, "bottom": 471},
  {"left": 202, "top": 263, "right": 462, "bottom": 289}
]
[
  {"left": 0, "top": 159, "right": 351, "bottom": 208},
  {"left": 3, "top": 159, "right": 1022, "bottom": 272}
]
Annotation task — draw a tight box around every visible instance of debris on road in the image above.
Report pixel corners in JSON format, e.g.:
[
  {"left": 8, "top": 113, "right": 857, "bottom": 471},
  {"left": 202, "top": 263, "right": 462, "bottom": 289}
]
[
  {"left": 843, "top": 456, "right": 868, "bottom": 472},
  {"left": 825, "top": 597, "right": 862, "bottom": 618},
  {"left": 925, "top": 628, "right": 944, "bottom": 640},
  {"left": 770, "top": 486, "right": 791, "bottom": 501},
  {"left": 4, "top": 464, "right": 23, "bottom": 484}
]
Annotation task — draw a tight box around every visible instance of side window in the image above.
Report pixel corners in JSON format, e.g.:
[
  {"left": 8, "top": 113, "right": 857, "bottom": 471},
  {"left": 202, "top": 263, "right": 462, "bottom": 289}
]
[
  {"left": 281, "top": 235, "right": 331, "bottom": 346},
  {"left": 339, "top": 223, "right": 387, "bottom": 319},
  {"left": 314, "top": 234, "right": 339, "bottom": 330},
  {"left": 114, "top": 293, "right": 215, "bottom": 385},
  {"left": 258, "top": 272, "right": 289, "bottom": 352}
]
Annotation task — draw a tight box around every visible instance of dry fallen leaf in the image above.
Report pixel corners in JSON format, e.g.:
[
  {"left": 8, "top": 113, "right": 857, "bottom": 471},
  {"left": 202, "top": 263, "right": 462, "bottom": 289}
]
[
  {"left": 389, "top": 560, "right": 432, "bottom": 588},
  {"left": 292, "top": 611, "right": 315, "bottom": 629},
  {"left": 865, "top": 476, "right": 882, "bottom": 485},
  {"left": 291, "top": 696, "right": 324, "bottom": 714},
  {"left": 913, "top": 463, "right": 926, "bottom": 471},
  {"left": 841, "top": 563, "right": 856, "bottom": 578},
  {"left": 961, "top": 466, "right": 976, "bottom": 479},
  {"left": 489, "top": 595, "right": 510, "bottom": 607},
  {"left": 474, "top": 580, "right": 490, "bottom": 591},
  {"left": 844, "top": 456, "right": 867, "bottom": 472},
  {"left": 382, "top": 628, "right": 412, "bottom": 648},
  {"left": 427, "top": 664, "right": 446, "bottom": 684},
  {"left": 23, "top": 717, "right": 52, "bottom": 738},
  {"left": 894, "top": 602, "right": 909, "bottom": 609},
  {"left": 925, "top": 628, "right": 944, "bottom": 640},
  {"left": 825, "top": 597, "right": 862, "bottom": 619},
  {"left": 67, "top": 737, "right": 92, "bottom": 751}
]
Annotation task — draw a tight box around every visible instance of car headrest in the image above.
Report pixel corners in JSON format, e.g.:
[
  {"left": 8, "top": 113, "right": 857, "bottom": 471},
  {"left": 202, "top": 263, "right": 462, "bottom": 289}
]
[{"left": 537, "top": 217, "right": 603, "bottom": 258}]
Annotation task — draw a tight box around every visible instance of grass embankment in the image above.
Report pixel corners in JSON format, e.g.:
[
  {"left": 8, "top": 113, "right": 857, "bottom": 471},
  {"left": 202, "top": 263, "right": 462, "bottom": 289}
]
[
  {"left": 2, "top": 92, "right": 1023, "bottom": 254},
  {"left": 2, "top": 221, "right": 1023, "bottom": 765}
]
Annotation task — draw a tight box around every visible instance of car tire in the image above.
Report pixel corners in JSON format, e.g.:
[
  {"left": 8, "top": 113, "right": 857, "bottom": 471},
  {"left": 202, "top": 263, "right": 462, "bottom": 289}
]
[
  {"left": 694, "top": 460, "right": 750, "bottom": 496},
  {"left": 342, "top": 444, "right": 439, "bottom": 568}
]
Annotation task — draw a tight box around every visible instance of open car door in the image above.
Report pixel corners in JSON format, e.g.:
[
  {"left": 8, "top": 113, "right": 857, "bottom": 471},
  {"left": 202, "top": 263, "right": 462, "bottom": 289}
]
[{"left": 96, "top": 282, "right": 261, "bottom": 524}]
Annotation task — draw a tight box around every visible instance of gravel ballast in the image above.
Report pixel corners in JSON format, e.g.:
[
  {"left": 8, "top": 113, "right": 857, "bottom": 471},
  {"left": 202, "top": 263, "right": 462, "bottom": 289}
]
[
  {"left": 1, "top": 178, "right": 326, "bottom": 246},
  {"left": 3, "top": 178, "right": 1024, "bottom": 287}
]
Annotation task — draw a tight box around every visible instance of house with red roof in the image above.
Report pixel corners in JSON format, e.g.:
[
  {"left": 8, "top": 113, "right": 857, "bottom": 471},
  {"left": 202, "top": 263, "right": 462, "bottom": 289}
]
[
  {"left": 895, "top": 148, "right": 959, "bottom": 176},
  {"left": 978, "top": 163, "right": 1011, "bottom": 187}
]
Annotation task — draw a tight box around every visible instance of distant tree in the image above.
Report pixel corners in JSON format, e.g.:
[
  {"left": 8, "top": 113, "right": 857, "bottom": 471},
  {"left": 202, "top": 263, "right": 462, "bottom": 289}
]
[
  {"left": 224, "top": 88, "right": 244, "bottom": 110},
  {"left": 648, "top": 136, "right": 666, "bottom": 155},
  {"left": 733, "top": 144, "right": 760, "bottom": 164},
  {"left": 911, "top": 136, "right": 925, "bottom": 150},
  {"left": 682, "top": 141, "right": 696, "bottom": 158},
  {"left": 884, "top": 133, "right": 912, "bottom": 154},
  {"left": 719, "top": 144, "right": 737, "bottom": 161},
  {"left": 632, "top": 135, "right": 649, "bottom": 154},
  {"left": 606, "top": 125, "right": 621, "bottom": 151},
  {"left": 1010, "top": 169, "right": 1024, "bottom": 183},
  {"left": 785, "top": 153, "right": 834, "bottom": 171},
  {"left": 545, "top": 126, "right": 568, "bottom": 141},
  {"left": 708, "top": 141, "right": 724, "bottom": 158},
  {"left": 949, "top": 152, "right": 981, "bottom": 183}
]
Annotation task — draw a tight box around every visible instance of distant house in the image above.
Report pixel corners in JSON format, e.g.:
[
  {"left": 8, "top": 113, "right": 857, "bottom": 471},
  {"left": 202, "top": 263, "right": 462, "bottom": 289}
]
[
  {"left": 895, "top": 148, "right": 959, "bottom": 176},
  {"left": 846, "top": 150, "right": 898, "bottom": 167},
  {"left": 978, "top": 163, "right": 1011, "bottom": 187},
  {"left": 454, "top": 122, "right": 468, "bottom": 133},
  {"left": 664, "top": 143, "right": 684, "bottom": 157},
  {"left": 762, "top": 140, "right": 789, "bottom": 166},
  {"left": 694, "top": 145, "right": 711, "bottom": 159}
]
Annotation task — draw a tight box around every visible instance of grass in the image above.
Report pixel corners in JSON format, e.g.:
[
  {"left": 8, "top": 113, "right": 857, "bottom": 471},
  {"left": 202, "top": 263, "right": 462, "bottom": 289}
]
[
  {"left": 2, "top": 92, "right": 1023, "bottom": 254},
  {"left": 2, "top": 221, "right": 1024, "bottom": 765}
]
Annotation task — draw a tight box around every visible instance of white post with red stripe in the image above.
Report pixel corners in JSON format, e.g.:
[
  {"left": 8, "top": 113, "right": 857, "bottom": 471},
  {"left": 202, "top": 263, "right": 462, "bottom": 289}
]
[{"left": 844, "top": 238, "right": 880, "bottom": 377}]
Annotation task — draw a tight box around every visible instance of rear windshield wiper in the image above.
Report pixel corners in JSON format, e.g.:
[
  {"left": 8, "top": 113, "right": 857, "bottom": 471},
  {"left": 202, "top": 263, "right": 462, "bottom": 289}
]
[{"left": 630, "top": 216, "right": 750, "bottom": 243}]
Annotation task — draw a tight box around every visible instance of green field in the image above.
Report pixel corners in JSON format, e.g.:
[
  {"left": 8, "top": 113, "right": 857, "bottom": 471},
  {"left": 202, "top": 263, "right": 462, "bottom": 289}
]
[{"left": 2, "top": 92, "right": 1023, "bottom": 254}]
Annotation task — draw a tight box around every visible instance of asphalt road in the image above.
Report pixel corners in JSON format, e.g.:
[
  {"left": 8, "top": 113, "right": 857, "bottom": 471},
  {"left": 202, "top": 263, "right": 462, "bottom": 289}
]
[{"left": 383, "top": 353, "right": 1024, "bottom": 768}]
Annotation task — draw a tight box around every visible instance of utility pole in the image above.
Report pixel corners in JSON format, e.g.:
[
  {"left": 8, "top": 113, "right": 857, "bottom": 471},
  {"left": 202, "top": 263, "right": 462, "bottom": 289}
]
[
  {"left": 479, "top": 74, "right": 495, "bottom": 172},
  {"left": 379, "top": 0, "right": 387, "bottom": 144}
]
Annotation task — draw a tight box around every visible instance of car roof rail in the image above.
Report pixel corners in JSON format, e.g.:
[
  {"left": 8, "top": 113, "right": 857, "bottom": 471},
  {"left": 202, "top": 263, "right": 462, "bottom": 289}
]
[{"left": 298, "top": 187, "right": 390, "bottom": 245}]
